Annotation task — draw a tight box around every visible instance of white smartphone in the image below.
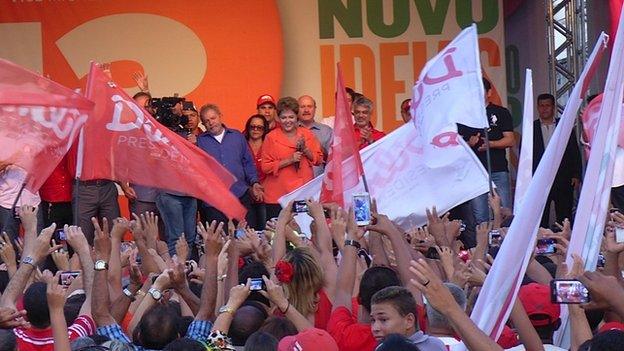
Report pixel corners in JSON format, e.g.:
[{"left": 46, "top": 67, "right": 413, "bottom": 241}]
[
  {"left": 352, "top": 193, "right": 372, "bottom": 226},
  {"left": 616, "top": 227, "right": 624, "bottom": 244}
]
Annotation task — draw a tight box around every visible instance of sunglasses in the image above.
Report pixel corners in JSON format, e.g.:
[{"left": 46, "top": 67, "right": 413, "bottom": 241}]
[{"left": 250, "top": 125, "right": 265, "bottom": 131}]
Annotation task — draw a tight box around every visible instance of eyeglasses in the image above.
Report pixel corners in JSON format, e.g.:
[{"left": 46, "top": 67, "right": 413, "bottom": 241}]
[{"left": 250, "top": 125, "right": 265, "bottom": 131}]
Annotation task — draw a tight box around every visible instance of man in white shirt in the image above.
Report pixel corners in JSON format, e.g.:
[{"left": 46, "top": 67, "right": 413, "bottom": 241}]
[{"left": 0, "top": 165, "right": 42, "bottom": 239}]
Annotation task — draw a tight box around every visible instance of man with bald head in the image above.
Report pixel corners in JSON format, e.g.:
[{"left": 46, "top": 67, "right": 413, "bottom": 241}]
[{"left": 298, "top": 95, "right": 333, "bottom": 176}]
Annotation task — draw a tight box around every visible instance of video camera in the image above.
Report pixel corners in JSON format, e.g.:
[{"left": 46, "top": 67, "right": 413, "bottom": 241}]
[{"left": 148, "top": 96, "right": 190, "bottom": 133}]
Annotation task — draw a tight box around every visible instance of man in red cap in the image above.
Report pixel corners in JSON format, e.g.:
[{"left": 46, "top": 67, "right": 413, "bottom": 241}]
[
  {"left": 257, "top": 94, "right": 278, "bottom": 130},
  {"left": 277, "top": 328, "right": 339, "bottom": 351},
  {"left": 507, "top": 283, "right": 566, "bottom": 350}
]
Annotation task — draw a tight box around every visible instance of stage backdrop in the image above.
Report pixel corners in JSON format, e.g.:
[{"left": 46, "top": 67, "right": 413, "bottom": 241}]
[{"left": 0, "top": 0, "right": 505, "bottom": 132}]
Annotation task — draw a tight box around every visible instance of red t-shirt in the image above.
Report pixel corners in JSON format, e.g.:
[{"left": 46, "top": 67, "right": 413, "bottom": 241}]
[
  {"left": 314, "top": 289, "right": 333, "bottom": 330},
  {"left": 39, "top": 155, "right": 72, "bottom": 203},
  {"left": 353, "top": 123, "right": 385, "bottom": 150},
  {"left": 327, "top": 306, "right": 377, "bottom": 351},
  {"left": 14, "top": 315, "right": 96, "bottom": 351},
  {"left": 326, "top": 303, "right": 428, "bottom": 351}
]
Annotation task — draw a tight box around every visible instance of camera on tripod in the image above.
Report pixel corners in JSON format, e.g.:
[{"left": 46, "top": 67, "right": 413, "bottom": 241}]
[{"left": 148, "top": 96, "right": 190, "bottom": 133}]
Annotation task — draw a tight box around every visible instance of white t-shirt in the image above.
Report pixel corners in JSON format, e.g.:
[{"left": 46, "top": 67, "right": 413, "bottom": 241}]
[
  {"left": 213, "top": 129, "right": 226, "bottom": 143},
  {"left": 506, "top": 344, "right": 567, "bottom": 351},
  {"left": 0, "top": 166, "right": 40, "bottom": 209},
  {"left": 437, "top": 336, "right": 463, "bottom": 350}
]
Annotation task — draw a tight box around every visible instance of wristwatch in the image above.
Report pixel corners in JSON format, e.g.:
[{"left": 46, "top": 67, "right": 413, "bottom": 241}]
[
  {"left": 148, "top": 287, "right": 162, "bottom": 301},
  {"left": 94, "top": 260, "right": 109, "bottom": 271},
  {"left": 21, "top": 256, "right": 35, "bottom": 267},
  {"left": 123, "top": 287, "right": 136, "bottom": 302},
  {"left": 218, "top": 305, "right": 235, "bottom": 315},
  {"left": 344, "top": 239, "right": 361, "bottom": 249}
]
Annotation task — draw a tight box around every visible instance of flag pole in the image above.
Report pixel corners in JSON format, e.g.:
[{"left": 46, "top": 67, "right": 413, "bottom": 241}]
[
  {"left": 10, "top": 182, "right": 26, "bottom": 219},
  {"left": 362, "top": 173, "right": 370, "bottom": 193},
  {"left": 483, "top": 127, "right": 494, "bottom": 221}
]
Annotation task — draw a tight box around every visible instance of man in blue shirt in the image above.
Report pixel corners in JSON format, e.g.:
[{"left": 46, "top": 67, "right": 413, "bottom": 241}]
[{"left": 197, "top": 104, "right": 263, "bottom": 228}]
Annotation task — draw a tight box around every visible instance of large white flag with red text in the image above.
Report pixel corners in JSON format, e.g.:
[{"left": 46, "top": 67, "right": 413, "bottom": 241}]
[
  {"left": 411, "top": 24, "right": 489, "bottom": 145},
  {"left": 281, "top": 25, "right": 490, "bottom": 229},
  {"left": 467, "top": 33, "right": 609, "bottom": 346},
  {"left": 0, "top": 59, "right": 92, "bottom": 191},
  {"left": 557, "top": 9, "right": 624, "bottom": 346}
]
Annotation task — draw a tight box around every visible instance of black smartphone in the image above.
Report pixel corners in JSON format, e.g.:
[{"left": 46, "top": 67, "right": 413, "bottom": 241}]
[
  {"left": 550, "top": 279, "right": 590, "bottom": 304},
  {"left": 425, "top": 247, "right": 439, "bottom": 260},
  {"left": 536, "top": 238, "right": 557, "bottom": 255},
  {"left": 59, "top": 271, "right": 80, "bottom": 287},
  {"left": 292, "top": 200, "right": 308, "bottom": 213},
  {"left": 597, "top": 253, "right": 606, "bottom": 268},
  {"left": 358, "top": 249, "right": 373, "bottom": 267},
  {"left": 250, "top": 278, "right": 265, "bottom": 291},
  {"left": 53, "top": 229, "right": 68, "bottom": 250}
]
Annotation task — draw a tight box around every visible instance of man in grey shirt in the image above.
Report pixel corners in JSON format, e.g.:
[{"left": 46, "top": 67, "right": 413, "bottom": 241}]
[{"left": 298, "top": 95, "right": 333, "bottom": 177}]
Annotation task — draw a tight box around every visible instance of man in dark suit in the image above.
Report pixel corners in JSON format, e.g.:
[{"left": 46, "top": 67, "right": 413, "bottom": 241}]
[{"left": 533, "top": 93, "right": 582, "bottom": 227}]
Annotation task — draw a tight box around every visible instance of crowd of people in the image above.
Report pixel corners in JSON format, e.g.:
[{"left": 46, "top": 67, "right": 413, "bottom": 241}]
[{"left": 0, "top": 67, "right": 623, "bottom": 351}]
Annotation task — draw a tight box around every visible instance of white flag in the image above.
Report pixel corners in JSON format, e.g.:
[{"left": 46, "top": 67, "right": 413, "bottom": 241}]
[
  {"left": 411, "top": 24, "right": 489, "bottom": 147},
  {"left": 279, "top": 122, "right": 489, "bottom": 230},
  {"left": 514, "top": 69, "right": 534, "bottom": 213},
  {"left": 280, "top": 25, "right": 493, "bottom": 229},
  {"left": 556, "top": 7, "right": 624, "bottom": 346},
  {"left": 465, "top": 33, "right": 609, "bottom": 348}
]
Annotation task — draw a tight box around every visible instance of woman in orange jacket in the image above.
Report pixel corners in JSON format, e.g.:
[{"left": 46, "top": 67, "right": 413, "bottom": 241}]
[{"left": 261, "top": 97, "right": 323, "bottom": 219}]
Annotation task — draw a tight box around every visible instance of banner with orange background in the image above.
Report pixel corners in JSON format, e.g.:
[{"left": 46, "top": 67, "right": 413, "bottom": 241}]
[{"left": 0, "top": 0, "right": 505, "bottom": 133}]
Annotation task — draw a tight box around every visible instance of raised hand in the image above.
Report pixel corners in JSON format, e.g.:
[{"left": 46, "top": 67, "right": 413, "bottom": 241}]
[
  {"left": 93, "top": 217, "right": 111, "bottom": 261},
  {"left": 64, "top": 225, "right": 90, "bottom": 255},
  {"left": 197, "top": 221, "right": 224, "bottom": 257},
  {"left": 167, "top": 261, "right": 188, "bottom": 292},
  {"left": 46, "top": 273, "right": 67, "bottom": 310},
  {"left": 0, "top": 232, "right": 16, "bottom": 267},
  {"left": 0, "top": 307, "right": 27, "bottom": 328},
  {"left": 604, "top": 225, "right": 624, "bottom": 254},
  {"left": 409, "top": 258, "right": 460, "bottom": 314},
  {"left": 110, "top": 217, "right": 131, "bottom": 242},
  {"left": 131, "top": 71, "right": 149, "bottom": 92},
  {"left": 260, "top": 275, "right": 289, "bottom": 311},
  {"left": 18, "top": 205, "right": 38, "bottom": 235},
  {"left": 141, "top": 212, "right": 160, "bottom": 242},
  {"left": 217, "top": 240, "right": 231, "bottom": 278},
  {"left": 175, "top": 234, "right": 189, "bottom": 262},
  {"left": 227, "top": 280, "right": 252, "bottom": 310},
  {"left": 51, "top": 246, "right": 69, "bottom": 271},
  {"left": 23, "top": 223, "right": 60, "bottom": 265}
]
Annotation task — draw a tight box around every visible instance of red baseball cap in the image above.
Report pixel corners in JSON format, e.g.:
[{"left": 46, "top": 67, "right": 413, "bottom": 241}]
[
  {"left": 598, "top": 321, "right": 624, "bottom": 333},
  {"left": 257, "top": 94, "right": 276, "bottom": 107},
  {"left": 277, "top": 328, "right": 339, "bottom": 351},
  {"left": 519, "top": 283, "right": 561, "bottom": 327},
  {"left": 496, "top": 325, "right": 520, "bottom": 348}
]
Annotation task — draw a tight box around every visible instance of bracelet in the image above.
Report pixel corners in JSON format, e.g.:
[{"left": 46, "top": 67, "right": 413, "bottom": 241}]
[
  {"left": 279, "top": 303, "right": 290, "bottom": 314},
  {"left": 217, "top": 274, "right": 227, "bottom": 282}
]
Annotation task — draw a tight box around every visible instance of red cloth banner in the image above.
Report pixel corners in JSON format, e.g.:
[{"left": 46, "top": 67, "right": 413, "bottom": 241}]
[
  {"left": 0, "top": 58, "right": 92, "bottom": 191},
  {"left": 83, "top": 63, "right": 246, "bottom": 220},
  {"left": 320, "top": 63, "right": 365, "bottom": 207}
]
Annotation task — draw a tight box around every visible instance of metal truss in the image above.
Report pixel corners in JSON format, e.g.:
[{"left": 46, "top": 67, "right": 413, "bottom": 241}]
[{"left": 546, "top": 0, "right": 588, "bottom": 113}]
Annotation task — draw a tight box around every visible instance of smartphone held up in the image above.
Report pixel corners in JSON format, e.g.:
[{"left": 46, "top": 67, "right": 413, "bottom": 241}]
[{"left": 352, "top": 193, "right": 372, "bottom": 226}]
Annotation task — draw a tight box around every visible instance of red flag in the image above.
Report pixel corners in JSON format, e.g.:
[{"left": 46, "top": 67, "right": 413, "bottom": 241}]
[
  {"left": 83, "top": 63, "right": 246, "bottom": 220},
  {"left": 320, "top": 63, "right": 365, "bottom": 206},
  {"left": 0, "top": 59, "right": 92, "bottom": 191}
]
